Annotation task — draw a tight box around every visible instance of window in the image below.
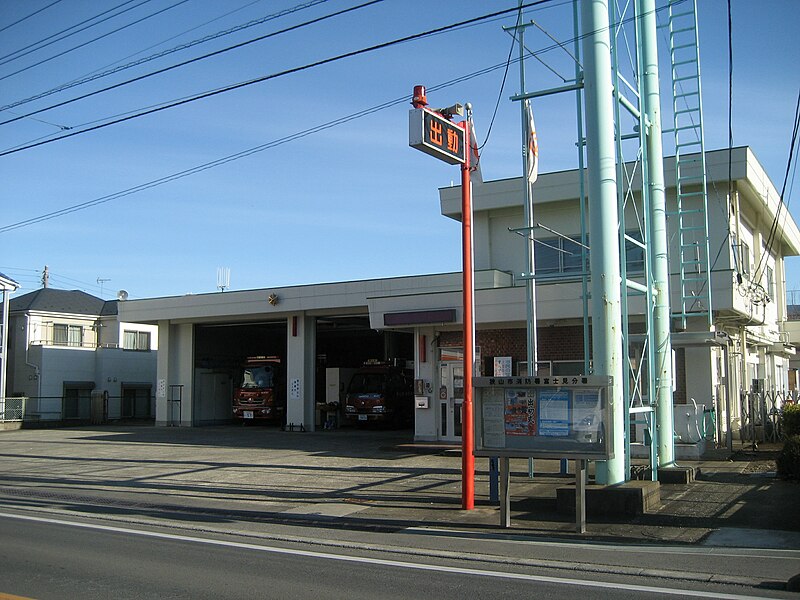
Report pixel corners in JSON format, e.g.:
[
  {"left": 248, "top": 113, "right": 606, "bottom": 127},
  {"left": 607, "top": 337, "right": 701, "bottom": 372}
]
[
  {"left": 740, "top": 241, "right": 751, "bottom": 278},
  {"left": 562, "top": 236, "right": 586, "bottom": 273},
  {"left": 532, "top": 230, "right": 643, "bottom": 277},
  {"left": 53, "top": 324, "right": 83, "bottom": 347},
  {"left": 766, "top": 265, "right": 774, "bottom": 301},
  {"left": 534, "top": 235, "right": 588, "bottom": 276},
  {"left": 624, "top": 231, "right": 645, "bottom": 273},
  {"left": 123, "top": 330, "right": 151, "bottom": 351}
]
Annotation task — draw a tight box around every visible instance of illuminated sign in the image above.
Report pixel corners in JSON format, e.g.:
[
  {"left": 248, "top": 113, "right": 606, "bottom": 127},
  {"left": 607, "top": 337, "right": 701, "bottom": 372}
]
[{"left": 408, "top": 108, "right": 465, "bottom": 165}]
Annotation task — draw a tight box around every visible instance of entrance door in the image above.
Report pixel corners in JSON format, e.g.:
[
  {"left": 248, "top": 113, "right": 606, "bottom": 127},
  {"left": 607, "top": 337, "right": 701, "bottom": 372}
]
[
  {"left": 438, "top": 362, "right": 463, "bottom": 441},
  {"left": 122, "top": 386, "right": 152, "bottom": 419}
]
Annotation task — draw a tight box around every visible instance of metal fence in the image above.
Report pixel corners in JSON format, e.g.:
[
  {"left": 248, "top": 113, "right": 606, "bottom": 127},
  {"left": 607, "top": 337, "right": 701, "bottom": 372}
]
[
  {"left": 739, "top": 389, "right": 798, "bottom": 444},
  {"left": 5, "top": 394, "right": 154, "bottom": 425},
  {"left": 0, "top": 397, "right": 26, "bottom": 421}
]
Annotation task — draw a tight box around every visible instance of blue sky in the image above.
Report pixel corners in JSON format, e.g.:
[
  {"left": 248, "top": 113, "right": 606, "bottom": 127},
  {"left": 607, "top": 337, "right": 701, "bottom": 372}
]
[{"left": 0, "top": 0, "right": 798, "bottom": 300}]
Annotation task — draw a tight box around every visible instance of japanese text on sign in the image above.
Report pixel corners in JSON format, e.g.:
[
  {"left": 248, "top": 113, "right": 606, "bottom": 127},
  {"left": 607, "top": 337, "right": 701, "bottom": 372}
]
[{"left": 409, "top": 108, "right": 466, "bottom": 165}]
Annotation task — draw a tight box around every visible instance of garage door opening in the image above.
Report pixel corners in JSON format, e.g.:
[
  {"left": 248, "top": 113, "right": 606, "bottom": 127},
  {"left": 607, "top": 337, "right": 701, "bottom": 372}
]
[
  {"left": 316, "top": 317, "right": 413, "bottom": 431},
  {"left": 194, "top": 322, "right": 287, "bottom": 426},
  {"left": 191, "top": 318, "right": 412, "bottom": 429}
]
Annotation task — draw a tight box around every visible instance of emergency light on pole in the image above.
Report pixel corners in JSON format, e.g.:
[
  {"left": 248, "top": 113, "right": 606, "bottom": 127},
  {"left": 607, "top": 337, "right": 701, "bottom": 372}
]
[{"left": 409, "top": 85, "right": 476, "bottom": 510}]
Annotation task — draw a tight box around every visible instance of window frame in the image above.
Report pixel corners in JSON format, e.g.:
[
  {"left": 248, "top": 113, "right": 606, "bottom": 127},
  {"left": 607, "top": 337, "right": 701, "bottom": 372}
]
[
  {"left": 123, "top": 329, "right": 151, "bottom": 351},
  {"left": 53, "top": 323, "right": 83, "bottom": 347}
]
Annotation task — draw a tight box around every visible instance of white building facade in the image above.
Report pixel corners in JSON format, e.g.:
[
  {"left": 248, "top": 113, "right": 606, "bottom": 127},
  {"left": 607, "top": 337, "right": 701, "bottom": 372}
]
[{"left": 6, "top": 289, "right": 158, "bottom": 423}]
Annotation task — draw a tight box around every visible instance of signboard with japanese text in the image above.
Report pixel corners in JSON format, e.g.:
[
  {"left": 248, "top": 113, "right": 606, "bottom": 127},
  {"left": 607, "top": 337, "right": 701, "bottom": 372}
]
[
  {"left": 493, "top": 356, "right": 512, "bottom": 377},
  {"left": 408, "top": 108, "right": 465, "bottom": 165},
  {"left": 473, "top": 375, "right": 613, "bottom": 460}
]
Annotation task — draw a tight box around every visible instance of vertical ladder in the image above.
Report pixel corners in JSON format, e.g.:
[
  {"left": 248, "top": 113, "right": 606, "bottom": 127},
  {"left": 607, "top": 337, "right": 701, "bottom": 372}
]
[{"left": 668, "top": 0, "right": 713, "bottom": 329}]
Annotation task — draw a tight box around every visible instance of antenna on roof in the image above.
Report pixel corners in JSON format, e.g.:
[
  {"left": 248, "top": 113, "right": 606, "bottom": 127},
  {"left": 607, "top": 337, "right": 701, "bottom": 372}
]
[
  {"left": 217, "top": 267, "right": 230, "bottom": 292},
  {"left": 117, "top": 290, "right": 129, "bottom": 301},
  {"left": 97, "top": 277, "right": 110, "bottom": 297}
]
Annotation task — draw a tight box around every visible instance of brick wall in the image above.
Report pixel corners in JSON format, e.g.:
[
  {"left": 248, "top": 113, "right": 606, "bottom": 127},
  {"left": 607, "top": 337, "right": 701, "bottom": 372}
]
[
  {"left": 439, "top": 326, "right": 586, "bottom": 375},
  {"left": 439, "top": 325, "right": 688, "bottom": 405}
]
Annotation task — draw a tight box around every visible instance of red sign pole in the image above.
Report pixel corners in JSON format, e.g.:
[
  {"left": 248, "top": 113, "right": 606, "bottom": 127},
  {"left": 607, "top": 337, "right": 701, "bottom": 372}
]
[
  {"left": 460, "top": 113, "right": 475, "bottom": 511},
  {"left": 409, "top": 85, "right": 474, "bottom": 510}
]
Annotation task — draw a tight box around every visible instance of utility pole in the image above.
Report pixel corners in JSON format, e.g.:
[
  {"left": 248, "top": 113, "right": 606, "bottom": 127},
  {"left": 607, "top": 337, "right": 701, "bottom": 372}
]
[
  {"left": 41, "top": 265, "right": 49, "bottom": 289},
  {"left": 637, "top": 0, "right": 675, "bottom": 467},
  {"left": 581, "top": 0, "right": 625, "bottom": 485}
]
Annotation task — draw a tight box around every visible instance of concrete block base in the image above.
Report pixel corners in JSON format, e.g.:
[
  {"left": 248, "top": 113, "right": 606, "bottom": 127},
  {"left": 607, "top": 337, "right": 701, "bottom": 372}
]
[
  {"left": 658, "top": 466, "right": 697, "bottom": 484},
  {"left": 556, "top": 481, "right": 661, "bottom": 516}
]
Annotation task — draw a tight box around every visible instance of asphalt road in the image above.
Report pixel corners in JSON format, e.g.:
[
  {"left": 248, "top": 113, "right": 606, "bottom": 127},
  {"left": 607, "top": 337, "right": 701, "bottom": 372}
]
[{"left": 0, "top": 511, "right": 794, "bottom": 600}]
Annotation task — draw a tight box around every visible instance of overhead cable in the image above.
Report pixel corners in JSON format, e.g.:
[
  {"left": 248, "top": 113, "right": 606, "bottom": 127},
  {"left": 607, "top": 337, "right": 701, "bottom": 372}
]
[
  {"left": 0, "top": 0, "right": 64, "bottom": 35},
  {"left": 0, "top": 0, "right": 681, "bottom": 231},
  {"left": 0, "top": 0, "right": 384, "bottom": 127},
  {"left": 0, "top": 0, "right": 192, "bottom": 83},
  {"left": 0, "top": 1, "right": 601, "bottom": 157},
  {"left": 1, "top": 0, "right": 330, "bottom": 114},
  {"left": 0, "top": 56, "right": 526, "bottom": 233},
  {"left": 0, "top": 0, "right": 683, "bottom": 234},
  {"left": 0, "top": 0, "right": 146, "bottom": 66}
]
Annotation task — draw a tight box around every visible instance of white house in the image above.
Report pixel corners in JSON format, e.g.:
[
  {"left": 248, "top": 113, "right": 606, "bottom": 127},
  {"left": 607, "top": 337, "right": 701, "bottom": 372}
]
[
  {"left": 5, "top": 288, "right": 158, "bottom": 423},
  {"left": 1, "top": 272, "right": 20, "bottom": 422},
  {"left": 117, "top": 147, "right": 800, "bottom": 452}
]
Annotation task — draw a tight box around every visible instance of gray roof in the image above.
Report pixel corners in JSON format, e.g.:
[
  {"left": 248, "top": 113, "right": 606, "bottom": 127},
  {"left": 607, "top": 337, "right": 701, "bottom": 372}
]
[{"left": 9, "top": 288, "right": 117, "bottom": 316}]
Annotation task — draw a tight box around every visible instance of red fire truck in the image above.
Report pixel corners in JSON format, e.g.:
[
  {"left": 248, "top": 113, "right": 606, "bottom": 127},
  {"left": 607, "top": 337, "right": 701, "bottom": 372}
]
[
  {"left": 232, "top": 356, "right": 285, "bottom": 423},
  {"left": 343, "top": 360, "right": 413, "bottom": 427}
]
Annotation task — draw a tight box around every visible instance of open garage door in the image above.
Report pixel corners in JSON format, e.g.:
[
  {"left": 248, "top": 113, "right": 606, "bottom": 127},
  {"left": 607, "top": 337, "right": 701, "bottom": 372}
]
[
  {"left": 316, "top": 316, "right": 413, "bottom": 431},
  {"left": 194, "top": 322, "right": 286, "bottom": 426},
  {"left": 191, "top": 317, "right": 412, "bottom": 429}
]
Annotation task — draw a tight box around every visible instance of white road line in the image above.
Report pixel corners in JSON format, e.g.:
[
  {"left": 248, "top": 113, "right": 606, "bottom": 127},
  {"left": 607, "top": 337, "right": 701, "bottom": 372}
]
[{"left": 0, "top": 511, "right": 768, "bottom": 600}]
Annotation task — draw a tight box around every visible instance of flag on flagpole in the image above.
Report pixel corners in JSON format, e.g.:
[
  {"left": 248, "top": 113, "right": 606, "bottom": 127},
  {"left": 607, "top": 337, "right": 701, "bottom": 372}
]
[{"left": 525, "top": 99, "right": 539, "bottom": 186}]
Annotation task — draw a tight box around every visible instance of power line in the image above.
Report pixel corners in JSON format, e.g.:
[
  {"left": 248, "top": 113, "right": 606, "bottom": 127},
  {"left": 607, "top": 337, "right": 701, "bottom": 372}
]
[
  {"left": 477, "top": 4, "right": 523, "bottom": 154},
  {"left": 751, "top": 87, "right": 800, "bottom": 288},
  {"left": 0, "top": 0, "right": 192, "bottom": 84},
  {"left": 0, "top": 57, "right": 524, "bottom": 234},
  {"left": 0, "top": 0, "right": 680, "bottom": 232},
  {"left": 0, "top": 0, "right": 384, "bottom": 128},
  {"left": 0, "top": 1, "right": 558, "bottom": 157},
  {"left": 1, "top": 0, "right": 330, "bottom": 115},
  {"left": 0, "top": 0, "right": 147, "bottom": 66},
  {"left": 0, "top": 0, "right": 64, "bottom": 35}
]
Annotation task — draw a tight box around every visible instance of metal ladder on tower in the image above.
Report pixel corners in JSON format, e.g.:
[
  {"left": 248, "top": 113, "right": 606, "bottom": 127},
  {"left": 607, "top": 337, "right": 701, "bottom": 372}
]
[{"left": 668, "top": 0, "right": 713, "bottom": 329}]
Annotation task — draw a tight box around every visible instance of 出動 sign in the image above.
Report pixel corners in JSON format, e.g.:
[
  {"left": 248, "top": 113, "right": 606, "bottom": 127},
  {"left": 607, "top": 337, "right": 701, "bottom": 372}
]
[{"left": 408, "top": 108, "right": 465, "bottom": 165}]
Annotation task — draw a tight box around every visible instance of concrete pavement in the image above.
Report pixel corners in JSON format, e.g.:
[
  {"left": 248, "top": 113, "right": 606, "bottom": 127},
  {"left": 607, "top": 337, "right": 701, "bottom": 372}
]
[{"left": 0, "top": 425, "right": 798, "bottom": 589}]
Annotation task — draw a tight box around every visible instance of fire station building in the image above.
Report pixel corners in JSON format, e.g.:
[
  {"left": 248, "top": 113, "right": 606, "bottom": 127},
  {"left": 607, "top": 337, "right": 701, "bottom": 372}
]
[{"left": 118, "top": 147, "right": 800, "bottom": 451}]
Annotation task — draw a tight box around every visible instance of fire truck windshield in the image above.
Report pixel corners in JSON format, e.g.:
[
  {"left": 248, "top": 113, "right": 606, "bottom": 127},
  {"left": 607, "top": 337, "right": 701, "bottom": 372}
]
[
  {"left": 241, "top": 366, "right": 274, "bottom": 389},
  {"left": 348, "top": 372, "right": 385, "bottom": 394}
]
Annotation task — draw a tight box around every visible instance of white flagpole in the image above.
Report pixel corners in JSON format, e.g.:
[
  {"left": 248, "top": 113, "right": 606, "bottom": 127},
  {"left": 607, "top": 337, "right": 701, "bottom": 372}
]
[{"left": 523, "top": 98, "right": 539, "bottom": 377}]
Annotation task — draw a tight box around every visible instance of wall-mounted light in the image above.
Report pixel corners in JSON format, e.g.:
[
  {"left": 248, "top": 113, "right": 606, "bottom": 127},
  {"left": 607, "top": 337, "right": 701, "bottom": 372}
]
[{"left": 268, "top": 293, "right": 279, "bottom": 306}]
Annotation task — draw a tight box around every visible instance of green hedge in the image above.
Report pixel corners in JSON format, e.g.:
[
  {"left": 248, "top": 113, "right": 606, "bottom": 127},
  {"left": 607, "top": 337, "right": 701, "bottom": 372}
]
[
  {"left": 777, "top": 435, "right": 800, "bottom": 480},
  {"left": 782, "top": 403, "right": 800, "bottom": 439}
]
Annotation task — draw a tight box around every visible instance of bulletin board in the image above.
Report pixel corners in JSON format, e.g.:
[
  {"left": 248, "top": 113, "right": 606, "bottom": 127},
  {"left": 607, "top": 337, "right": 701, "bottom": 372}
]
[{"left": 473, "top": 375, "right": 614, "bottom": 460}]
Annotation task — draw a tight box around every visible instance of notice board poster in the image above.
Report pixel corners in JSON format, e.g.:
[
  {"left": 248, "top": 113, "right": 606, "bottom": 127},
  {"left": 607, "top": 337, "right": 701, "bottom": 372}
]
[
  {"left": 481, "top": 390, "right": 506, "bottom": 448},
  {"left": 504, "top": 389, "right": 536, "bottom": 436},
  {"left": 537, "top": 388, "right": 571, "bottom": 437}
]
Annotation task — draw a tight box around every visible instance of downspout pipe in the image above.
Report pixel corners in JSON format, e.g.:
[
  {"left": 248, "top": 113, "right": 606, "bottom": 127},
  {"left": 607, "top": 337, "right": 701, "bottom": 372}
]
[
  {"left": 581, "top": 0, "right": 625, "bottom": 484},
  {"left": 25, "top": 315, "right": 42, "bottom": 409},
  {"left": 637, "top": 0, "right": 675, "bottom": 466},
  {"left": 0, "top": 289, "right": 9, "bottom": 415}
]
